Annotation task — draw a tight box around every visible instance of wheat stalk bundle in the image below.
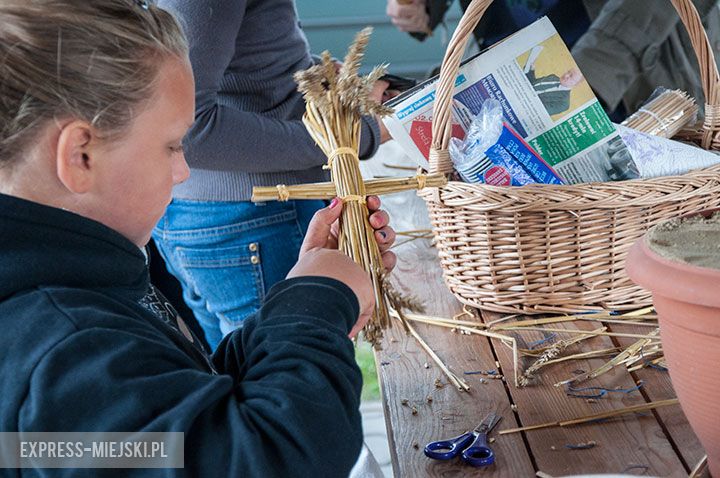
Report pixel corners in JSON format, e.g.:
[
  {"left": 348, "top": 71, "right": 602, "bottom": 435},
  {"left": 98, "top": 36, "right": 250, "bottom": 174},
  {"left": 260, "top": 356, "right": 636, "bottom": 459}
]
[{"left": 293, "top": 28, "right": 401, "bottom": 343}]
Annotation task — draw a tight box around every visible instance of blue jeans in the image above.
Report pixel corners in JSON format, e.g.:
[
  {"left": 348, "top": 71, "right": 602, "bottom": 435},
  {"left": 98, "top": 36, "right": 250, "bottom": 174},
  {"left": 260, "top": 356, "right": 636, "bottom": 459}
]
[{"left": 152, "top": 199, "right": 325, "bottom": 350}]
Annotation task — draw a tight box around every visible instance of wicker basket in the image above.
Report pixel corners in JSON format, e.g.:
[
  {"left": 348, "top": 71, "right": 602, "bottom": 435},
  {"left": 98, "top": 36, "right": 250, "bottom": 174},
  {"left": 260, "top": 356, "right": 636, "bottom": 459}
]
[{"left": 420, "top": 0, "right": 720, "bottom": 314}]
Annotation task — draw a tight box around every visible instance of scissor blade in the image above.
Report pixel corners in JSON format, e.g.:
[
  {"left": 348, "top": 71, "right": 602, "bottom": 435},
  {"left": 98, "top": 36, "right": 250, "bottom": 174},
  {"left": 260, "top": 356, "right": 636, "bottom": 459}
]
[
  {"left": 486, "top": 414, "right": 502, "bottom": 432},
  {"left": 474, "top": 413, "right": 502, "bottom": 434}
]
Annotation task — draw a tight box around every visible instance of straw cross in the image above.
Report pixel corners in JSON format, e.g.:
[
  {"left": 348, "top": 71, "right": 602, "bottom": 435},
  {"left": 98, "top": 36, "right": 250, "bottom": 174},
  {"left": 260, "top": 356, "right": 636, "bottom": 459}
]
[{"left": 251, "top": 28, "right": 446, "bottom": 344}]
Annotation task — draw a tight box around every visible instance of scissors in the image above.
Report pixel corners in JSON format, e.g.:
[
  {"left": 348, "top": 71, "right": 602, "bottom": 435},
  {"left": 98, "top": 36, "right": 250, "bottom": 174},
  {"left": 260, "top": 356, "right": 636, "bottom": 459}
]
[{"left": 424, "top": 413, "right": 502, "bottom": 467}]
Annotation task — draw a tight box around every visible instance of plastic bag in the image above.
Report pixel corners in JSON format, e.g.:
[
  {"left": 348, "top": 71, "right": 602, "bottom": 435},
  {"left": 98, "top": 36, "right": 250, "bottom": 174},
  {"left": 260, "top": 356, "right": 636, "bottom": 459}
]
[{"left": 449, "top": 100, "right": 563, "bottom": 186}]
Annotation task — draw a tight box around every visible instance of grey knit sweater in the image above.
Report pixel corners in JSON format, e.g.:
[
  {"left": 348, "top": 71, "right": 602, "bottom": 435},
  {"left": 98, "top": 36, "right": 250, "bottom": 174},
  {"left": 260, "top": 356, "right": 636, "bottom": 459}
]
[{"left": 158, "top": 0, "right": 381, "bottom": 201}]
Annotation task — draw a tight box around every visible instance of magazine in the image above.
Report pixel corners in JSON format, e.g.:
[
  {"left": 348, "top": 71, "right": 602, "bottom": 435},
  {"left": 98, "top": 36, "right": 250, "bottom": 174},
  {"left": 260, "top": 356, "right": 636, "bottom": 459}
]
[{"left": 383, "top": 17, "right": 639, "bottom": 184}]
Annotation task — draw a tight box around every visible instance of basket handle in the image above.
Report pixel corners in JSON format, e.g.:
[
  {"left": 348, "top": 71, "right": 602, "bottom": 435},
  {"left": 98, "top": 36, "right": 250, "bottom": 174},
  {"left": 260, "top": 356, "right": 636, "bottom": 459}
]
[
  {"left": 429, "top": 0, "right": 720, "bottom": 167},
  {"left": 670, "top": 0, "right": 720, "bottom": 149},
  {"left": 429, "top": 0, "right": 494, "bottom": 174}
]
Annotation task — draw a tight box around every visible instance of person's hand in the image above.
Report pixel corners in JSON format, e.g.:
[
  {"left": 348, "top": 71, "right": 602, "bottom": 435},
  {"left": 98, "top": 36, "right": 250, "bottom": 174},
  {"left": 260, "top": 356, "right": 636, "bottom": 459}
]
[
  {"left": 386, "top": 0, "right": 429, "bottom": 33},
  {"left": 288, "top": 199, "right": 373, "bottom": 337},
  {"left": 367, "top": 195, "right": 398, "bottom": 271},
  {"left": 334, "top": 68, "right": 394, "bottom": 144},
  {"left": 369, "top": 80, "right": 394, "bottom": 144},
  {"left": 369, "top": 79, "right": 390, "bottom": 105},
  {"left": 322, "top": 195, "right": 396, "bottom": 272},
  {"left": 287, "top": 197, "right": 397, "bottom": 337}
]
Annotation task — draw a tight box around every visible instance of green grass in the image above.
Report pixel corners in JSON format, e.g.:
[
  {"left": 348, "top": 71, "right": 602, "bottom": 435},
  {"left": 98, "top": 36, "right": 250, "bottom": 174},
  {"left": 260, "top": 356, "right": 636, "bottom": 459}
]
[{"left": 355, "top": 340, "right": 380, "bottom": 401}]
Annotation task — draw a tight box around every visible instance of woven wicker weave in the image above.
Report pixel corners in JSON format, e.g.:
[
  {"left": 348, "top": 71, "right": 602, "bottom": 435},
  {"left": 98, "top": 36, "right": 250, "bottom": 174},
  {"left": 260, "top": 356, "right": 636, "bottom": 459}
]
[{"left": 420, "top": 0, "right": 720, "bottom": 314}]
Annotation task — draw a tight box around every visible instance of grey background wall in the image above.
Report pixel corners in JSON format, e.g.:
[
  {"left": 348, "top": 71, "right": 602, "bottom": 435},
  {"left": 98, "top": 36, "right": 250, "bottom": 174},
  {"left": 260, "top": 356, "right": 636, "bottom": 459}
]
[{"left": 296, "top": 0, "right": 465, "bottom": 79}]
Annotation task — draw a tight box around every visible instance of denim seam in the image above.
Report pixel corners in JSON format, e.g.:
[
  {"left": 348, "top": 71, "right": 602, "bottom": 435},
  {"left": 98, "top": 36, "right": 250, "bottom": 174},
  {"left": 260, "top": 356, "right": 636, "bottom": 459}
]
[
  {"left": 292, "top": 201, "right": 305, "bottom": 253},
  {"left": 155, "top": 209, "right": 297, "bottom": 240},
  {"left": 253, "top": 242, "right": 266, "bottom": 302},
  {"left": 175, "top": 256, "right": 255, "bottom": 268}
]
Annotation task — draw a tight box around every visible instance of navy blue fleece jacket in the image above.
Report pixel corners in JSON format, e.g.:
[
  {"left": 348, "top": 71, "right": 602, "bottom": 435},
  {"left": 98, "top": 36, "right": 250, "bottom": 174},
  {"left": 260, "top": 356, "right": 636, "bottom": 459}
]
[{"left": 0, "top": 193, "right": 363, "bottom": 477}]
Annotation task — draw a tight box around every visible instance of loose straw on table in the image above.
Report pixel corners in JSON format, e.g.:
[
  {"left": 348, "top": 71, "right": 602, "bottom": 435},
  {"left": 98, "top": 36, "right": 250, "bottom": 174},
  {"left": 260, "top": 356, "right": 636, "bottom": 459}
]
[
  {"left": 539, "top": 348, "right": 619, "bottom": 367},
  {"left": 394, "top": 306, "right": 660, "bottom": 387},
  {"left": 689, "top": 455, "right": 709, "bottom": 478},
  {"left": 519, "top": 328, "right": 606, "bottom": 387},
  {"left": 399, "top": 310, "right": 653, "bottom": 332},
  {"left": 398, "top": 313, "right": 470, "bottom": 391},
  {"left": 555, "top": 328, "right": 661, "bottom": 387},
  {"left": 627, "top": 355, "right": 666, "bottom": 373},
  {"left": 394, "top": 310, "right": 520, "bottom": 386},
  {"left": 498, "top": 398, "right": 680, "bottom": 435},
  {"left": 487, "top": 308, "right": 657, "bottom": 330},
  {"left": 494, "top": 326, "right": 658, "bottom": 341}
]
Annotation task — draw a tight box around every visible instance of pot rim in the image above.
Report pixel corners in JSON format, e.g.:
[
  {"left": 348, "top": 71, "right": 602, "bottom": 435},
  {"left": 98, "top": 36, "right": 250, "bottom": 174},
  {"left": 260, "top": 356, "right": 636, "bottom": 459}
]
[
  {"left": 645, "top": 207, "right": 720, "bottom": 274},
  {"left": 627, "top": 208, "right": 720, "bottom": 308}
]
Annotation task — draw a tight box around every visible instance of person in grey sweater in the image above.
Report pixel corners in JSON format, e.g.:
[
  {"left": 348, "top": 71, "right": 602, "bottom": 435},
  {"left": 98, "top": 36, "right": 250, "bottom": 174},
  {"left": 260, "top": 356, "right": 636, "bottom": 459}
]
[{"left": 153, "top": 0, "right": 394, "bottom": 349}]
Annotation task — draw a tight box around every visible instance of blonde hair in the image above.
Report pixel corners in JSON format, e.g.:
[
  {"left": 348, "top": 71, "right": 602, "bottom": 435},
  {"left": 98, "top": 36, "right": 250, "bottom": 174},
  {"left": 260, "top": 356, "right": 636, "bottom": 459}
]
[{"left": 0, "top": 0, "right": 188, "bottom": 165}]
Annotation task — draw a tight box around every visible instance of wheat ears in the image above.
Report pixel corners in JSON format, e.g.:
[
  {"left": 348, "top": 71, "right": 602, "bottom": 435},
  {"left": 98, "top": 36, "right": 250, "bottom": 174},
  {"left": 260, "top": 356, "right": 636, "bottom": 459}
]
[{"left": 294, "top": 28, "right": 422, "bottom": 344}]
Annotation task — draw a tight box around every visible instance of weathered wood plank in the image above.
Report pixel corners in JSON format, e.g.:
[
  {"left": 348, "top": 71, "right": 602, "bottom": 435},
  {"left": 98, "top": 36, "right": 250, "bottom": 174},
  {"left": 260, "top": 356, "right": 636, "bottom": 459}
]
[
  {"left": 375, "top": 245, "right": 535, "bottom": 477},
  {"left": 608, "top": 322, "right": 706, "bottom": 472},
  {"left": 361, "top": 146, "right": 534, "bottom": 477},
  {"left": 360, "top": 146, "right": 699, "bottom": 477},
  {"left": 485, "top": 310, "right": 688, "bottom": 477}
]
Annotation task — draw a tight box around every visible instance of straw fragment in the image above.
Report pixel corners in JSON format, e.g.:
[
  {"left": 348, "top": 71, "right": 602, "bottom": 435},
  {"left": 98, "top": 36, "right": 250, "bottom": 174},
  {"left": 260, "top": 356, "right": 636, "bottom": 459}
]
[
  {"left": 389, "top": 307, "right": 470, "bottom": 391},
  {"left": 555, "top": 329, "right": 661, "bottom": 387},
  {"left": 689, "top": 455, "right": 709, "bottom": 478},
  {"left": 519, "top": 328, "right": 606, "bottom": 387},
  {"left": 498, "top": 398, "right": 680, "bottom": 435},
  {"left": 394, "top": 310, "right": 520, "bottom": 386}
]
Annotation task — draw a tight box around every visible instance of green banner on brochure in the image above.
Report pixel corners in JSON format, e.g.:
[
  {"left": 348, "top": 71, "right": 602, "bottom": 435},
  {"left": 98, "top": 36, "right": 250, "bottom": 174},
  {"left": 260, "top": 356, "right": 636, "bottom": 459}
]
[{"left": 529, "top": 102, "right": 615, "bottom": 166}]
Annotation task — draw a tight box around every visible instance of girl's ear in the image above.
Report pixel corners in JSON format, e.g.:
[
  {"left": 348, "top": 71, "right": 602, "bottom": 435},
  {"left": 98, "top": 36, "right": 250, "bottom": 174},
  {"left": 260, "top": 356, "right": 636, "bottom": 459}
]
[{"left": 55, "top": 120, "right": 96, "bottom": 194}]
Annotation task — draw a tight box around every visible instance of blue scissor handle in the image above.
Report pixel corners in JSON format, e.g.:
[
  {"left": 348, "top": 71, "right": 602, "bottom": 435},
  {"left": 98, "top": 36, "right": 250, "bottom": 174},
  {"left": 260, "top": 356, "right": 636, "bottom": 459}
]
[
  {"left": 461, "top": 432, "right": 495, "bottom": 467},
  {"left": 424, "top": 432, "right": 474, "bottom": 460}
]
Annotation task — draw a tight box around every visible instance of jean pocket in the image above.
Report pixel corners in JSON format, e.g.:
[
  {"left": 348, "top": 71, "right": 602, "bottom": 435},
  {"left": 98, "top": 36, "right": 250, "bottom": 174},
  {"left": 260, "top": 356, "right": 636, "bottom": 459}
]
[
  {"left": 175, "top": 242, "right": 265, "bottom": 326},
  {"left": 156, "top": 203, "right": 300, "bottom": 243}
]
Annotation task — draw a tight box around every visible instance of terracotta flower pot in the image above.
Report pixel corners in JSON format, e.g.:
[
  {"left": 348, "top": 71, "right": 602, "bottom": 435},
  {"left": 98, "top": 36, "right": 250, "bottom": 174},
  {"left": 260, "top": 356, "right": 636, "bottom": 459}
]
[{"left": 626, "top": 209, "right": 720, "bottom": 477}]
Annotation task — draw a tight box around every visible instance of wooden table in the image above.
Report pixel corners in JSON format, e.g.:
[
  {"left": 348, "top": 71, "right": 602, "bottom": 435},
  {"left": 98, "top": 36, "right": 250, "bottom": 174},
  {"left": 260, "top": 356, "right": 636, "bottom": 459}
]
[{"left": 362, "top": 145, "right": 708, "bottom": 478}]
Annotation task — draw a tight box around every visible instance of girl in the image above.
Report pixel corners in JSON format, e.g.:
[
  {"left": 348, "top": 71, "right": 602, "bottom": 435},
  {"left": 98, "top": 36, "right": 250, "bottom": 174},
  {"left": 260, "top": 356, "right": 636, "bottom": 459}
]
[{"left": 0, "top": 1, "right": 395, "bottom": 475}]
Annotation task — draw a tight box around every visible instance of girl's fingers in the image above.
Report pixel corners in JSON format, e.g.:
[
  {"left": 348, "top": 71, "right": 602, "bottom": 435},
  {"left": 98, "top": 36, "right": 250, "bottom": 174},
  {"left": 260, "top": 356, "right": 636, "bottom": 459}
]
[
  {"left": 369, "top": 210, "right": 390, "bottom": 230},
  {"left": 381, "top": 251, "right": 397, "bottom": 272},
  {"left": 366, "top": 195, "right": 381, "bottom": 212},
  {"left": 375, "top": 227, "right": 396, "bottom": 251}
]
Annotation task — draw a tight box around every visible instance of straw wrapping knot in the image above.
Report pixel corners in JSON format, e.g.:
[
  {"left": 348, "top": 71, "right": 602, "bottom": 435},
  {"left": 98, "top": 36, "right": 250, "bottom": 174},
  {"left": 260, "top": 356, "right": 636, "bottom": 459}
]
[
  {"left": 417, "top": 174, "right": 427, "bottom": 189},
  {"left": 637, "top": 107, "right": 669, "bottom": 133},
  {"left": 276, "top": 184, "right": 290, "bottom": 202},
  {"left": 341, "top": 194, "right": 366, "bottom": 204},
  {"left": 324, "top": 147, "right": 359, "bottom": 170}
]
